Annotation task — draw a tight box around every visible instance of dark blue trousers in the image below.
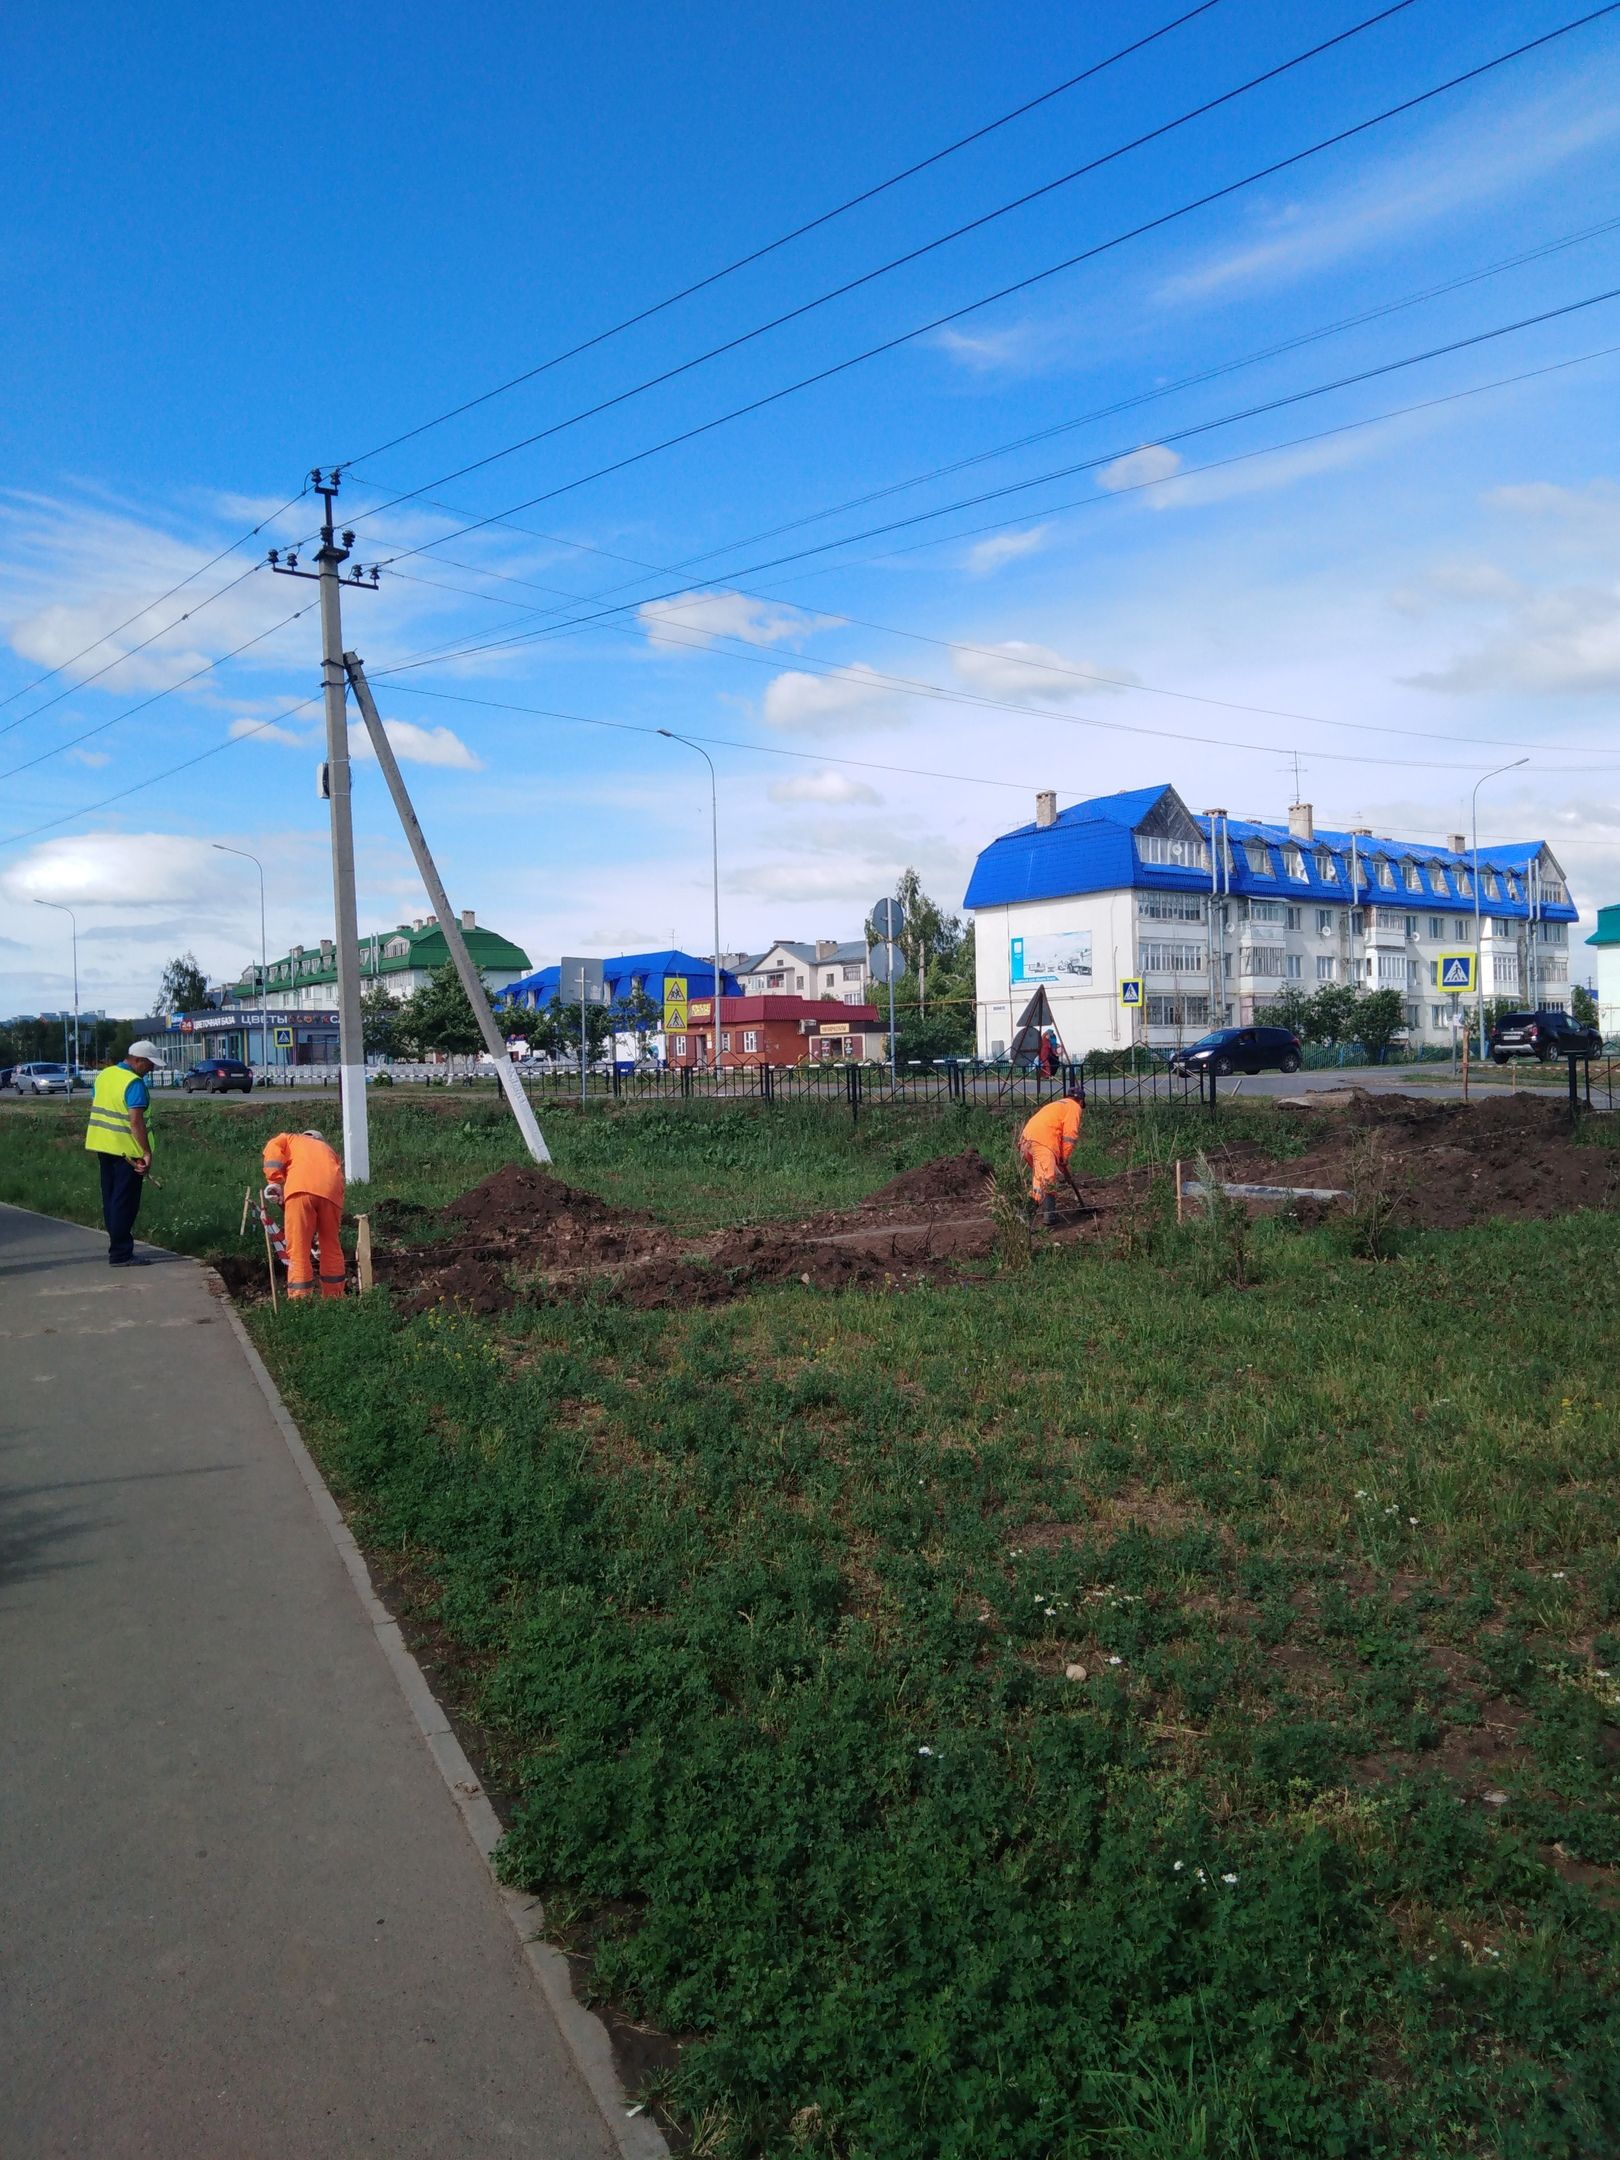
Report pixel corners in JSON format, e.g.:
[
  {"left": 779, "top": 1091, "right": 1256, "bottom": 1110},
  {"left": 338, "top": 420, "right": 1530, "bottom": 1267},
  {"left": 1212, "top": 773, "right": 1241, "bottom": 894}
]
[{"left": 98, "top": 1154, "right": 144, "bottom": 1263}]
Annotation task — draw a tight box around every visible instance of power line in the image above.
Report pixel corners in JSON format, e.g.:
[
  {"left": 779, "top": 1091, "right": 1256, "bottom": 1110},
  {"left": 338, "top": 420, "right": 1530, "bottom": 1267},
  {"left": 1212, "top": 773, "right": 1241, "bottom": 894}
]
[
  {"left": 361, "top": 301, "right": 1620, "bottom": 680},
  {"left": 357, "top": 3, "right": 1618, "bottom": 568},
  {"left": 0, "top": 601, "right": 321, "bottom": 781},
  {"left": 0, "top": 563, "right": 264, "bottom": 741},
  {"left": 352, "top": 0, "right": 1423, "bottom": 536},
  {"left": 0, "top": 695, "right": 326, "bottom": 851},
  {"left": 337, "top": 0, "right": 1227, "bottom": 469},
  {"left": 0, "top": 486, "right": 306, "bottom": 724}
]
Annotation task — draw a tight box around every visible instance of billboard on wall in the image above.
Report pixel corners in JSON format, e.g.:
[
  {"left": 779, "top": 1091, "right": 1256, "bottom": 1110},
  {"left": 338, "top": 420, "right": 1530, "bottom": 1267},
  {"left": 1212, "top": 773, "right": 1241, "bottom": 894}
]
[{"left": 1010, "top": 929, "right": 1093, "bottom": 985}]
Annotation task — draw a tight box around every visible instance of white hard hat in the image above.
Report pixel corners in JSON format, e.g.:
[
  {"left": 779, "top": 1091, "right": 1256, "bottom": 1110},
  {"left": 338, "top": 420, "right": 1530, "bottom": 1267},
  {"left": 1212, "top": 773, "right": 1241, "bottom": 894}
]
[{"left": 125, "top": 1040, "right": 162, "bottom": 1061}]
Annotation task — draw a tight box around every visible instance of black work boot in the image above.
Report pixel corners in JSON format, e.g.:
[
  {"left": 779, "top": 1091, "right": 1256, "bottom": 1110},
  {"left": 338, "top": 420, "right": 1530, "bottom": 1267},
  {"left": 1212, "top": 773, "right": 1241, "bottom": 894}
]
[{"left": 1041, "top": 1193, "right": 1058, "bottom": 1230}]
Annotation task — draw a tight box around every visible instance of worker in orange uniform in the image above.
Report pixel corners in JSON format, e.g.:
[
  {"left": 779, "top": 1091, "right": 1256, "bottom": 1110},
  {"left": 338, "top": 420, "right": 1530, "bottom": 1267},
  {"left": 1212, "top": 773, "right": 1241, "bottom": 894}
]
[
  {"left": 262, "top": 1129, "right": 346, "bottom": 1300},
  {"left": 1018, "top": 1087, "right": 1082, "bottom": 1229}
]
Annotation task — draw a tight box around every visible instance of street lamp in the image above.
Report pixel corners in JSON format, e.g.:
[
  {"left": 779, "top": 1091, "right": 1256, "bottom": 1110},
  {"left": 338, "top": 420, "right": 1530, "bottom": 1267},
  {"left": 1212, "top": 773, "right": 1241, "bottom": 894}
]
[
  {"left": 1472, "top": 759, "right": 1529, "bottom": 1061},
  {"left": 33, "top": 899, "right": 79, "bottom": 1082},
  {"left": 656, "top": 731, "right": 723, "bottom": 1074},
  {"left": 213, "top": 842, "right": 269, "bottom": 1073}
]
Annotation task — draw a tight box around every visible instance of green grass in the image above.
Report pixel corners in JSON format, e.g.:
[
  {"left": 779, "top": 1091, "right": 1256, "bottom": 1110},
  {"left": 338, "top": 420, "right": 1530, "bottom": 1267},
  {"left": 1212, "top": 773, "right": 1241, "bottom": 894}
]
[{"left": 7, "top": 1094, "right": 1620, "bottom": 2155}]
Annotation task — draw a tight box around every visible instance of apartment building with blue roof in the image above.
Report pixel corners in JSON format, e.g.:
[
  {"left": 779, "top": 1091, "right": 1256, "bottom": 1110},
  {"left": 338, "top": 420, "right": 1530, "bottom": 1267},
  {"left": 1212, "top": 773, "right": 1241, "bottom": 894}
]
[{"left": 964, "top": 784, "right": 1579, "bottom": 1057}]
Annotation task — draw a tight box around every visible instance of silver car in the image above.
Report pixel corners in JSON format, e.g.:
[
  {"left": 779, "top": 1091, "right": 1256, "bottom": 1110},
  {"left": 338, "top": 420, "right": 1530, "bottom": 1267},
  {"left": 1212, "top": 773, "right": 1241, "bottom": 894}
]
[{"left": 11, "top": 1062, "right": 74, "bottom": 1094}]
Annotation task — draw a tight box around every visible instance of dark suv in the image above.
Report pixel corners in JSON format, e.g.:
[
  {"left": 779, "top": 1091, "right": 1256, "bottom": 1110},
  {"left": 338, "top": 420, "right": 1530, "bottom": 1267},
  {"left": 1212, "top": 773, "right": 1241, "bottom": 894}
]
[
  {"left": 1489, "top": 1009, "right": 1601, "bottom": 1063},
  {"left": 182, "top": 1057, "right": 254, "bottom": 1094},
  {"left": 1169, "top": 1025, "right": 1303, "bottom": 1078}
]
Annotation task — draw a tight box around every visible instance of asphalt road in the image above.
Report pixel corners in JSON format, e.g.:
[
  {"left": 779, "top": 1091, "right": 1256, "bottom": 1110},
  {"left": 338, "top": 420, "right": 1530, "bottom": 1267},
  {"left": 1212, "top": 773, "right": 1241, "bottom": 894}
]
[{"left": 0, "top": 1203, "right": 622, "bottom": 2159}]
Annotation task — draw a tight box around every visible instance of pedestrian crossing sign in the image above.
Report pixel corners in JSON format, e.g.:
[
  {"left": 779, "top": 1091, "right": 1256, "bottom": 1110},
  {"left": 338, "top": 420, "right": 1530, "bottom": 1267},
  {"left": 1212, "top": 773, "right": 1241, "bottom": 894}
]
[
  {"left": 663, "top": 976, "right": 688, "bottom": 1030},
  {"left": 272, "top": 1026, "right": 293, "bottom": 1048},
  {"left": 1119, "top": 977, "right": 1143, "bottom": 1008},
  {"left": 1437, "top": 952, "right": 1475, "bottom": 992}
]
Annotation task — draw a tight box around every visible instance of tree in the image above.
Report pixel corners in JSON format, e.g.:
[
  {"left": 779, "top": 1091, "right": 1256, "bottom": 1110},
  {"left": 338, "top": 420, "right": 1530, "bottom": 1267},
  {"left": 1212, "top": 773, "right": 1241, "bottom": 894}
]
[
  {"left": 157, "top": 951, "right": 209, "bottom": 1015},
  {"left": 1304, "top": 983, "right": 1360, "bottom": 1047},
  {"left": 1259, "top": 987, "right": 1314, "bottom": 1041},
  {"left": 1351, "top": 989, "right": 1407, "bottom": 1062},
  {"left": 360, "top": 981, "right": 402, "bottom": 1058},
  {"left": 610, "top": 987, "right": 661, "bottom": 1061},
  {"left": 1572, "top": 983, "right": 1599, "bottom": 1029},
  {"left": 527, "top": 995, "right": 615, "bottom": 1063},
  {"left": 394, "top": 962, "right": 487, "bottom": 1057},
  {"left": 868, "top": 870, "right": 962, "bottom": 1017}
]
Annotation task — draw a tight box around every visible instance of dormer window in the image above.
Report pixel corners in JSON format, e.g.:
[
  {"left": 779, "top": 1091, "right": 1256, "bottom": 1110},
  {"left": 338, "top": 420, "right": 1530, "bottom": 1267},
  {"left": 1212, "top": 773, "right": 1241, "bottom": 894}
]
[
  {"left": 385, "top": 937, "right": 410, "bottom": 959},
  {"left": 1456, "top": 869, "right": 1473, "bottom": 897},
  {"left": 1285, "top": 845, "right": 1308, "bottom": 881},
  {"left": 1404, "top": 861, "right": 1422, "bottom": 892},
  {"left": 1506, "top": 874, "right": 1521, "bottom": 902},
  {"left": 1245, "top": 839, "right": 1271, "bottom": 875},
  {"left": 1377, "top": 860, "right": 1396, "bottom": 890},
  {"left": 1315, "top": 851, "right": 1336, "bottom": 881},
  {"left": 1484, "top": 871, "right": 1500, "bottom": 899}
]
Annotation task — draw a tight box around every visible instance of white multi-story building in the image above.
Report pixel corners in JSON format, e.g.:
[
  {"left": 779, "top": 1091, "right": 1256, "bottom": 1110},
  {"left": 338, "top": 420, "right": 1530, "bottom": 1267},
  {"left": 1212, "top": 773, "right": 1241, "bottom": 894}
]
[
  {"left": 1589, "top": 905, "right": 1620, "bottom": 1036},
  {"left": 965, "top": 784, "right": 1579, "bottom": 1058},
  {"left": 739, "top": 939, "right": 872, "bottom": 1005}
]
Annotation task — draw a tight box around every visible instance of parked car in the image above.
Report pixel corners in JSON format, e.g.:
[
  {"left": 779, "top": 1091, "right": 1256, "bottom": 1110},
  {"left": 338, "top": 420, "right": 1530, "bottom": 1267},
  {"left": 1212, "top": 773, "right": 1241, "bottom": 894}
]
[
  {"left": 182, "top": 1056, "right": 254, "bottom": 1094},
  {"left": 1168, "top": 1025, "right": 1303, "bottom": 1079},
  {"left": 11, "top": 1061, "right": 75, "bottom": 1094},
  {"left": 1489, "top": 1009, "right": 1602, "bottom": 1063}
]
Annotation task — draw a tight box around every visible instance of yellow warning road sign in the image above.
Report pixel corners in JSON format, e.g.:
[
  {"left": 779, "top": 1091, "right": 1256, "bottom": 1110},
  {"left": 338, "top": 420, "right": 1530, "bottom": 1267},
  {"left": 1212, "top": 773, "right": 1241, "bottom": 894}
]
[{"left": 663, "top": 975, "right": 688, "bottom": 1029}]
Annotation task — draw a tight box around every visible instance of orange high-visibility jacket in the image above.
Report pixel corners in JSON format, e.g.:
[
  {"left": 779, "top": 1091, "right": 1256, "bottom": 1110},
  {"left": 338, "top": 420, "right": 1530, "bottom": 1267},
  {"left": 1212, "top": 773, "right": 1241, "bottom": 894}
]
[
  {"left": 262, "top": 1132, "right": 345, "bottom": 1209},
  {"left": 1020, "top": 1096, "right": 1082, "bottom": 1164}
]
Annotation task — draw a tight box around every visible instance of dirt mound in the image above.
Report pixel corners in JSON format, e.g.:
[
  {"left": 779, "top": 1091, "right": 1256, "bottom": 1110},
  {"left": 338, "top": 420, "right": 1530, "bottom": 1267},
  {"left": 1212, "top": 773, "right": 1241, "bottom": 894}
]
[
  {"left": 864, "top": 1147, "right": 996, "bottom": 1209},
  {"left": 1327, "top": 1087, "right": 1575, "bottom": 1143},
  {"left": 445, "top": 1162, "right": 632, "bottom": 1234}
]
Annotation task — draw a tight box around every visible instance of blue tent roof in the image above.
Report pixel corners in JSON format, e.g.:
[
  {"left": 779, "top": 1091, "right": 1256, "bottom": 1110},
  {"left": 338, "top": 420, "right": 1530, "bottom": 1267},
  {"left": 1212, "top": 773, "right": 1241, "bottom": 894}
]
[
  {"left": 500, "top": 948, "right": 743, "bottom": 1009},
  {"left": 963, "top": 785, "right": 1577, "bottom": 922}
]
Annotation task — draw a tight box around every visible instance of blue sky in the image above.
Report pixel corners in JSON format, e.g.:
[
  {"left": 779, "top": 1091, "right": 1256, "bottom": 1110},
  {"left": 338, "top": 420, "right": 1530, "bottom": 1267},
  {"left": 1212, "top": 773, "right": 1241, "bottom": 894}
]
[{"left": 4, "top": 0, "right": 1620, "bottom": 1013}]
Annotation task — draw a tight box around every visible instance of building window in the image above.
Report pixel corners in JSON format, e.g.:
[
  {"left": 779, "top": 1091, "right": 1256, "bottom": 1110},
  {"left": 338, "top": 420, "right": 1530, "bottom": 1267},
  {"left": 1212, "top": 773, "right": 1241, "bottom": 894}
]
[
  {"left": 824, "top": 974, "right": 837, "bottom": 990},
  {"left": 842, "top": 964, "right": 862, "bottom": 981},
  {"left": 1404, "top": 862, "right": 1422, "bottom": 892},
  {"left": 1507, "top": 874, "right": 1521, "bottom": 902},
  {"left": 720, "top": 1032, "right": 732, "bottom": 1052},
  {"left": 1286, "top": 953, "right": 1302, "bottom": 978},
  {"left": 1140, "top": 940, "right": 1205, "bottom": 973},
  {"left": 1138, "top": 893, "right": 1206, "bottom": 922},
  {"left": 1425, "top": 916, "right": 1443, "bottom": 939},
  {"left": 1316, "top": 908, "right": 1337, "bottom": 936},
  {"left": 1145, "top": 993, "right": 1210, "bottom": 1027},
  {"left": 1137, "top": 833, "right": 1210, "bottom": 869},
  {"left": 1285, "top": 906, "right": 1303, "bottom": 930},
  {"left": 1377, "top": 860, "right": 1396, "bottom": 890},
  {"left": 796, "top": 973, "right": 805, "bottom": 989},
  {"left": 1285, "top": 846, "right": 1308, "bottom": 881},
  {"left": 673, "top": 1035, "right": 687, "bottom": 1057},
  {"left": 1350, "top": 909, "right": 1365, "bottom": 936},
  {"left": 1315, "top": 851, "right": 1337, "bottom": 881},
  {"left": 1244, "top": 839, "right": 1272, "bottom": 875},
  {"left": 1249, "top": 900, "right": 1286, "bottom": 924},
  {"left": 1240, "top": 946, "right": 1288, "bottom": 977},
  {"left": 743, "top": 1030, "right": 759, "bottom": 1053},
  {"left": 1316, "top": 956, "right": 1336, "bottom": 980},
  {"left": 1404, "top": 1005, "right": 1421, "bottom": 1030},
  {"left": 1483, "top": 872, "right": 1500, "bottom": 899}
]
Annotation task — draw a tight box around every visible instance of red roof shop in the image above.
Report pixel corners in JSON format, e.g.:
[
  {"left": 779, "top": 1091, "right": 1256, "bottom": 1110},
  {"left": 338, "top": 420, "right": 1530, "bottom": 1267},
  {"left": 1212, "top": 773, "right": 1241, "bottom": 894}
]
[{"left": 668, "top": 993, "right": 883, "bottom": 1067}]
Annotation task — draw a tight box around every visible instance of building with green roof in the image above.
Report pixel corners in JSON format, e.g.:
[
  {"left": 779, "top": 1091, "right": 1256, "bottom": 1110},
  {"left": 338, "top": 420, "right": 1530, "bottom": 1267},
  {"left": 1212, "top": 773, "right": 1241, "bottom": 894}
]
[
  {"left": 223, "top": 910, "right": 531, "bottom": 1013},
  {"left": 1587, "top": 903, "right": 1620, "bottom": 1036}
]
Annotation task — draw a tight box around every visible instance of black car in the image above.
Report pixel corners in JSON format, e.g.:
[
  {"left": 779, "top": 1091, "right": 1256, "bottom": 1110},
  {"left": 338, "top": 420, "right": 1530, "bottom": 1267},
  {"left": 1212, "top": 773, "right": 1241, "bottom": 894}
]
[
  {"left": 183, "top": 1056, "right": 254, "bottom": 1094},
  {"left": 1169, "top": 1025, "right": 1303, "bottom": 1078},
  {"left": 1489, "top": 1008, "right": 1602, "bottom": 1063}
]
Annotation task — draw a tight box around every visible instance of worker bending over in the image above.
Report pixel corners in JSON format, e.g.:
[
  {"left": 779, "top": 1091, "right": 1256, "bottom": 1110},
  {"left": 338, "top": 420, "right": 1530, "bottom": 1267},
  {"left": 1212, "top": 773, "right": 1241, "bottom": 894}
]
[
  {"left": 262, "top": 1129, "right": 346, "bottom": 1300},
  {"left": 1019, "top": 1088, "right": 1083, "bottom": 1229}
]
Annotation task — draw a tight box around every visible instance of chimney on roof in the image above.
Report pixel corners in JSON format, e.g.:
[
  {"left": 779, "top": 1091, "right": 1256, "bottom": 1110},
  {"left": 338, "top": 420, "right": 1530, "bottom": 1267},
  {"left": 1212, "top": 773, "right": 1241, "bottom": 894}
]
[
  {"left": 413, "top": 918, "right": 425, "bottom": 931},
  {"left": 320, "top": 937, "right": 334, "bottom": 957},
  {"left": 1035, "top": 790, "right": 1057, "bottom": 829},
  {"left": 815, "top": 939, "right": 838, "bottom": 961},
  {"left": 1288, "top": 802, "right": 1314, "bottom": 841},
  {"left": 1448, "top": 833, "right": 1466, "bottom": 854},
  {"left": 460, "top": 908, "right": 475, "bottom": 931}
]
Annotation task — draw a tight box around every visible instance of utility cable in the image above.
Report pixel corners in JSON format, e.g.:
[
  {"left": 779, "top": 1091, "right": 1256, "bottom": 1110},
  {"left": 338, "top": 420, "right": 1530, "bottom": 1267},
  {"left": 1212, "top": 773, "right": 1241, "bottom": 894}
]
[
  {"left": 0, "top": 486, "right": 306, "bottom": 723},
  {"left": 362, "top": 291, "right": 1620, "bottom": 678},
  {"left": 352, "top": 1, "right": 1422, "bottom": 535},
  {"left": 358, "top": 3, "right": 1617, "bottom": 566},
  {"left": 337, "top": 0, "right": 1227, "bottom": 469},
  {"left": 0, "top": 601, "right": 320, "bottom": 780}
]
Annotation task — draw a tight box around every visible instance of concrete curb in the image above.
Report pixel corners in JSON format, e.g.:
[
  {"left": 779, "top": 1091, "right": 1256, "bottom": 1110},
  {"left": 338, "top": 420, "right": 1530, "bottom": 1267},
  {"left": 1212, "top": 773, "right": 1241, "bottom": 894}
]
[{"left": 217, "top": 1286, "right": 670, "bottom": 2160}]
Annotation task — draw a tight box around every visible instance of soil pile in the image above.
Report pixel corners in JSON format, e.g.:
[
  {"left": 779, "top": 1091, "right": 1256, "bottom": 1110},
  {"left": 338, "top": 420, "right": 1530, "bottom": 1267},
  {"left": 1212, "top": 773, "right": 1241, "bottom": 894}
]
[{"left": 864, "top": 1148, "right": 996, "bottom": 1209}]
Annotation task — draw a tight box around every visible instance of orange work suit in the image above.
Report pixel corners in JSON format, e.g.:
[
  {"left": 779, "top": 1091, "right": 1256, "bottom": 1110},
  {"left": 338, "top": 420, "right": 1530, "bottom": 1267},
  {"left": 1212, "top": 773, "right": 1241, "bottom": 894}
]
[
  {"left": 263, "top": 1132, "right": 346, "bottom": 1300},
  {"left": 1018, "top": 1096, "right": 1082, "bottom": 1201}
]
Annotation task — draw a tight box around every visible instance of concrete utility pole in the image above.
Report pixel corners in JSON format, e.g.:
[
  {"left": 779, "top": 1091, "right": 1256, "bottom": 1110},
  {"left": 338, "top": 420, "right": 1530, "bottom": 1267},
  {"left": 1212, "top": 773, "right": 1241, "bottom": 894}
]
[
  {"left": 345, "top": 652, "right": 550, "bottom": 1165},
  {"left": 656, "top": 731, "right": 723, "bottom": 1072},
  {"left": 271, "top": 472, "right": 379, "bottom": 1181},
  {"left": 212, "top": 843, "right": 267, "bottom": 1071},
  {"left": 33, "top": 899, "right": 78, "bottom": 1079}
]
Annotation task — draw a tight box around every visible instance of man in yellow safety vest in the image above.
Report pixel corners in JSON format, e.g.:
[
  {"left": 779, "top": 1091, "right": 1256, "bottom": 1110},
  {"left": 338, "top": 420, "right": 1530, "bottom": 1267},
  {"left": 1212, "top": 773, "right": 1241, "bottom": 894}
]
[{"left": 83, "top": 1039, "right": 160, "bottom": 1266}]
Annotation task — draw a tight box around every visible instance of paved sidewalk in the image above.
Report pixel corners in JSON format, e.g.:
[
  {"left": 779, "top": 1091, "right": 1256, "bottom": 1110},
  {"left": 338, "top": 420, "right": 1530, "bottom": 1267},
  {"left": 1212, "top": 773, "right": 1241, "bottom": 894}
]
[{"left": 0, "top": 1204, "right": 621, "bottom": 2159}]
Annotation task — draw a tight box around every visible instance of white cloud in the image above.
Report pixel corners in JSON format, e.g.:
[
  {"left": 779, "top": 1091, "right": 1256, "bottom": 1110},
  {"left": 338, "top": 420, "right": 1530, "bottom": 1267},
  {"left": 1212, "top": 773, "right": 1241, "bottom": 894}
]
[
  {"left": 348, "top": 717, "right": 483, "bottom": 770},
  {"left": 1, "top": 832, "right": 246, "bottom": 908},
  {"left": 964, "top": 526, "right": 1050, "bottom": 575},
  {"left": 760, "top": 663, "right": 899, "bottom": 733},
  {"left": 637, "top": 588, "right": 821, "bottom": 652},
  {"left": 950, "top": 640, "right": 1133, "bottom": 705},
  {"left": 229, "top": 715, "right": 309, "bottom": 747},
  {"left": 1159, "top": 82, "right": 1620, "bottom": 304},
  {"left": 767, "top": 769, "right": 881, "bottom": 807},
  {"left": 63, "top": 746, "right": 111, "bottom": 767},
  {"left": 1406, "top": 580, "right": 1620, "bottom": 696},
  {"left": 1097, "top": 445, "right": 1182, "bottom": 493}
]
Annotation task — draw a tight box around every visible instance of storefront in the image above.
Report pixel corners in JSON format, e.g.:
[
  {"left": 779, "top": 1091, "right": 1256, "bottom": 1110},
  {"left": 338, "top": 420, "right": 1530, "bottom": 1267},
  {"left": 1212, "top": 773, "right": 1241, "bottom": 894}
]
[{"left": 157, "top": 1009, "right": 340, "bottom": 1071}]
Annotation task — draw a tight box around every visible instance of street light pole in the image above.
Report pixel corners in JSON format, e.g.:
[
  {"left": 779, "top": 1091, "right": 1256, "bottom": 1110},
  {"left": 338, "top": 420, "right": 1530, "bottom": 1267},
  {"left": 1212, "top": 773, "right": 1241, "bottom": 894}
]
[
  {"left": 33, "top": 899, "right": 78, "bottom": 1084},
  {"left": 1472, "top": 758, "right": 1529, "bottom": 1061},
  {"left": 657, "top": 731, "right": 723, "bottom": 1074},
  {"left": 213, "top": 843, "right": 268, "bottom": 1073}
]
